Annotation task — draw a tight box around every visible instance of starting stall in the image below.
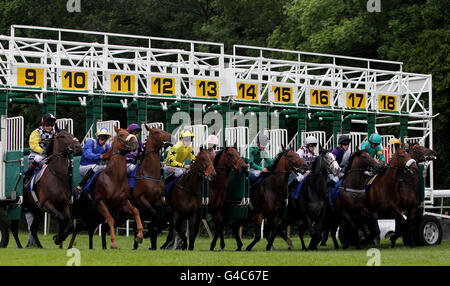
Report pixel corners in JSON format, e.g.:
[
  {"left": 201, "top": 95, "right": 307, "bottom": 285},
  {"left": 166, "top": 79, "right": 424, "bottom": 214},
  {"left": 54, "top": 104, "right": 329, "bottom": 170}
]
[{"left": 0, "top": 25, "right": 448, "bottom": 247}]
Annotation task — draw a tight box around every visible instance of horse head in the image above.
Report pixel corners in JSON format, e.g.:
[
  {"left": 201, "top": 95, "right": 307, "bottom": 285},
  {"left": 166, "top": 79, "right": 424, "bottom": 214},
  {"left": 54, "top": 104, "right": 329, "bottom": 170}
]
[
  {"left": 53, "top": 127, "right": 82, "bottom": 156},
  {"left": 319, "top": 149, "right": 340, "bottom": 176},
  {"left": 408, "top": 143, "right": 437, "bottom": 163},
  {"left": 113, "top": 126, "right": 139, "bottom": 154},
  {"left": 349, "top": 150, "right": 381, "bottom": 176},
  {"left": 193, "top": 146, "right": 217, "bottom": 181},
  {"left": 218, "top": 147, "right": 248, "bottom": 173},
  {"left": 144, "top": 125, "right": 173, "bottom": 149},
  {"left": 391, "top": 148, "right": 418, "bottom": 175},
  {"left": 280, "top": 148, "right": 308, "bottom": 174}
]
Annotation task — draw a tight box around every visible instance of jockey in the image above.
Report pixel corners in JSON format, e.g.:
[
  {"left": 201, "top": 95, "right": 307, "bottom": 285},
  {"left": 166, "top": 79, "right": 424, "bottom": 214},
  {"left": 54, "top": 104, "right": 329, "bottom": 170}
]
[
  {"left": 206, "top": 134, "right": 219, "bottom": 160},
  {"left": 24, "top": 113, "right": 57, "bottom": 186},
  {"left": 382, "top": 137, "right": 402, "bottom": 164},
  {"left": 125, "top": 123, "right": 145, "bottom": 174},
  {"left": 294, "top": 135, "right": 318, "bottom": 182},
  {"left": 164, "top": 129, "right": 196, "bottom": 179},
  {"left": 74, "top": 128, "right": 111, "bottom": 194},
  {"left": 360, "top": 133, "right": 386, "bottom": 166},
  {"left": 329, "top": 135, "right": 352, "bottom": 185},
  {"left": 248, "top": 133, "right": 273, "bottom": 181}
]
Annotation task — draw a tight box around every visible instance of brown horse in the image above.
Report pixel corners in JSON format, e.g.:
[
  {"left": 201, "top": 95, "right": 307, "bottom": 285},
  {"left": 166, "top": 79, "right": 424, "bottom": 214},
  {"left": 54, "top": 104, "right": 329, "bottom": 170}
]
[
  {"left": 159, "top": 147, "right": 216, "bottom": 250},
  {"left": 130, "top": 126, "right": 173, "bottom": 250},
  {"left": 398, "top": 143, "right": 436, "bottom": 246},
  {"left": 68, "top": 126, "right": 143, "bottom": 249},
  {"left": 10, "top": 128, "right": 82, "bottom": 248},
  {"left": 209, "top": 146, "right": 248, "bottom": 251},
  {"left": 330, "top": 150, "right": 381, "bottom": 249},
  {"left": 231, "top": 148, "right": 307, "bottom": 251},
  {"left": 366, "top": 147, "right": 419, "bottom": 248}
]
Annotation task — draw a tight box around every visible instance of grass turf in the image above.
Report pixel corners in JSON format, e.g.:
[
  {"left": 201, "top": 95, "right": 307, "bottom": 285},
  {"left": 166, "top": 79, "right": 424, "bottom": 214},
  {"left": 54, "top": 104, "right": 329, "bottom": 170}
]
[{"left": 1, "top": 232, "right": 449, "bottom": 266}]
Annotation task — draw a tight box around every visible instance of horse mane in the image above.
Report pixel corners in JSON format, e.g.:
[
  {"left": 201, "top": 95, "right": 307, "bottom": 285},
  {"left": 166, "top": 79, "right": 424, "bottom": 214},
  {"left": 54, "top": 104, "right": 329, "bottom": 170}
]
[
  {"left": 214, "top": 148, "right": 226, "bottom": 166},
  {"left": 266, "top": 149, "right": 287, "bottom": 172},
  {"left": 344, "top": 149, "right": 364, "bottom": 169}
]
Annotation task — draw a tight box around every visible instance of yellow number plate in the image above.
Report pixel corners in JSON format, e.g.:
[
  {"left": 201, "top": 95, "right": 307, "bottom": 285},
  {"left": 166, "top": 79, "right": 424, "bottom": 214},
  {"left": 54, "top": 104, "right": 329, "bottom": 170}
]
[
  {"left": 17, "top": 67, "right": 45, "bottom": 88},
  {"left": 151, "top": 77, "right": 175, "bottom": 96},
  {"left": 110, "top": 74, "right": 135, "bottom": 93},
  {"left": 272, "top": 86, "right": 293, "bottom": 104},
  {"left": 378, "top": 94, "right": 398, "bottom": 111},
  {"left": 196, "top": 80, "right": 219, "bottom": 98},
  {"left": 346, "top": 92, "right": 366, "bottom": 109},
  {"left": 236, "top": 82, "right": 258, "bottom": 101},
  {"left": 61, "top": 70, "right": 88, "bottom": 90},
  {"left": 310, "top": 89, "right": 331, "bottom": 106}
]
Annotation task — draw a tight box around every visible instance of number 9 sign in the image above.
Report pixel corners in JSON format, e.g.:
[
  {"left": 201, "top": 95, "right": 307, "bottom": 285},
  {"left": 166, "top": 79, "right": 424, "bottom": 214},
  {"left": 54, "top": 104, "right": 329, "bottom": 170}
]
[{"left": 16, "top": 67, "right": 45, "bottom": 88}]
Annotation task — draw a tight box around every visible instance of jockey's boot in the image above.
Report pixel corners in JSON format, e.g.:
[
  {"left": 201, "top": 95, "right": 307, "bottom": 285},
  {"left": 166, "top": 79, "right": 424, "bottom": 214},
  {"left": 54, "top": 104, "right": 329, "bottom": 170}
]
[
  {"left": 74, "top": 168, "right": 96, "bottom": 199},
  {"left": 23, "top": 162, "right": 37, "bottom": 188}
]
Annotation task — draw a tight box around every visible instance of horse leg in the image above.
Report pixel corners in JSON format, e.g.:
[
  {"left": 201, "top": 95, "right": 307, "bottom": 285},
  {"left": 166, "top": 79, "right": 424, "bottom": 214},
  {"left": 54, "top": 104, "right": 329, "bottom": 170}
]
[
  {"left": 406, "top": 207, "right": 417, "bottom": 247},
  {"left": 188, "top": 214, "right": 201, "bottom": 251},
  {"left": 100, "top": 222, "right": 108, "bottom": 250},
  {"left": 30, "top": 211, "right": 43, "bottom": 248},
  {"left": 330, "top": 221, "right": 340, "bottom": 249},
  {"left": 9, "top": 219, "right": 23, "bottom": 248},
  {"left": 210, "top": 217, "right": 221, "bottom": 251},
  {"left": 42, "top": 201, "right": 67, "bottom": 245},
  {"left": 219, "top": 215, "right": 229, "bottom": 250},
  {"left": 266, "top": 217, "right": 281, "bottom": 251},
  {"left": 59, "top": 205, "right": 74, "bottom": 244},
  {"left": 231, "top": 220, "right": 244, "bottom": 251},
  {"left": 160, "top": 224, "right": 174, "bottom": 250},
  {"left": 96, "top": 200, "right": 118, "bottom": 249},
  {"left": 245, "top": 214, "right": 263, "bottom": 251},
  {"left": 277, "top": 222, "right": 294, "bottom": 250},
  {"left": 390, "top": 210, "right": 406, "bottom": 248},
  {"left": 68, "top": 220, "right": 85, "bottom": 249},
  {"left": 298, "top": 222, "right": 308, "bottom": 251},
  {"left": 121, "top": 200, "right": 144, "bottom": 244}
]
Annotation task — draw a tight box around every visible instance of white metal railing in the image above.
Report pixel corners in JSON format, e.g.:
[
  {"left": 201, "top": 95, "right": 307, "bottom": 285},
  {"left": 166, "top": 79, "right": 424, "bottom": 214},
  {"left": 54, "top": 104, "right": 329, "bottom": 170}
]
[
  {"left": 6, "top": 116, "right": 24, "bottom": 152},
  {"left": 141, "top": 122, "right": 164, "bottom": 143},
  {"left": 225, "top": 126, "right": 249, "bottom": 158},
  {"left": 55, "top": 118, "right": 73, "bottom": 134}
]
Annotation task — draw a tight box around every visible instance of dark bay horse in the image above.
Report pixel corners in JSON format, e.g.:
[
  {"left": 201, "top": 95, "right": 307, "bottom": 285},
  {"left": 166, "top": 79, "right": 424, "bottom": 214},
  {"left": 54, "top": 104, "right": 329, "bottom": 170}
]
[
  {"left": 10, "top": 128, "right": 82, "bottom": 248},
  {"left": 68, "top": 126, "right": 142, "bottom": 249},
  {"left": 400, "top": 143, "right": 436, "bottom": 246},
  {"left": 329, "top": 150, "right": 381, "bottom": 249},
  {"left": 366, "top": 147, "right": 418, "bottom": 248},
  {"left": 209, "top": 147, "right": 248, "bottom": 251},
  {"left": 231, "top": 148, "right": 307, "bottom": 251},
  {"left": 278, "top": 149, "right": 339, "bottom": 250},
  {"left": 130, "top": 126, "right": 172, "bottom": 250},
  {"left": 159, "top": 147, "right": 216, "bottom": 250}
]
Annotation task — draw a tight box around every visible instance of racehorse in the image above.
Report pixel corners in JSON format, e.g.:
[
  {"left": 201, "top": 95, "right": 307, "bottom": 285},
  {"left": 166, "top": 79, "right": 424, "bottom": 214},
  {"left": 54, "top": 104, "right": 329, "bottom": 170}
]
[
  {"left": 400, "top": 143, "right": 436, "bottom": 246},
  {"left": 10, "top": 128, "right": 82, "bottom": 248},
  {"left": 366, "top": 147, "right": 418, "bottom": 248},
  {"left": 327, "top": 150, "right": 381, "bottom": 249},
  {"left": 129, "top": 126, "right": 173, "bottom": 250},
  {"left": 231, "top": 148, "right": 308, "bottom": 251},
  {"left": 159, "top": 147, "right": 216, "bottom": 250},
  {"left": 68, "top": 126, "right": 143, "bottom": 249},
  {"left": 209, "top": 146, "right": 248, "bottom": 251},
  {"left": 277, "top": 149, "right": 339, "bottom": 250}
]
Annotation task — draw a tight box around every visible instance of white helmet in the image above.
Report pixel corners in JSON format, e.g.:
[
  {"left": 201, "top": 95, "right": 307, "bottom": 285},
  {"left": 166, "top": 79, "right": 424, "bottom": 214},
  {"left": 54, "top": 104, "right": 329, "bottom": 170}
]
[
  {"left": 305, "top": 136, "right": 318, "bottom": 145},
  {"left": 207, "top": 134, "right": 219, "bottom": 146}
]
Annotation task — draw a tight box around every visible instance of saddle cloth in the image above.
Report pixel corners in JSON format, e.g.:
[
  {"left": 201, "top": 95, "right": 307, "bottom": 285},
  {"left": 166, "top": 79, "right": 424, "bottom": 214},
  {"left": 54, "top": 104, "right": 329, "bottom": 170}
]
[
  {"left": 82, "top": 170, "right": 103, "bottom": 194},
  {"left": 27, "top": 164, "right": 48, "bottom": 192}
]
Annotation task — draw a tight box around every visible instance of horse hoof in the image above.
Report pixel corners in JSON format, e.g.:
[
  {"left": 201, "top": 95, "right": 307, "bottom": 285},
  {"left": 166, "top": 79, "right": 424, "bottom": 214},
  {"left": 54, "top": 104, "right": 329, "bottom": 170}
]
[
  {"left": 135, "top": 237, "right": 143, "bottom": 244},
  {"left": 110, "top": 245, "right": 118, "bottom": 249}
]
